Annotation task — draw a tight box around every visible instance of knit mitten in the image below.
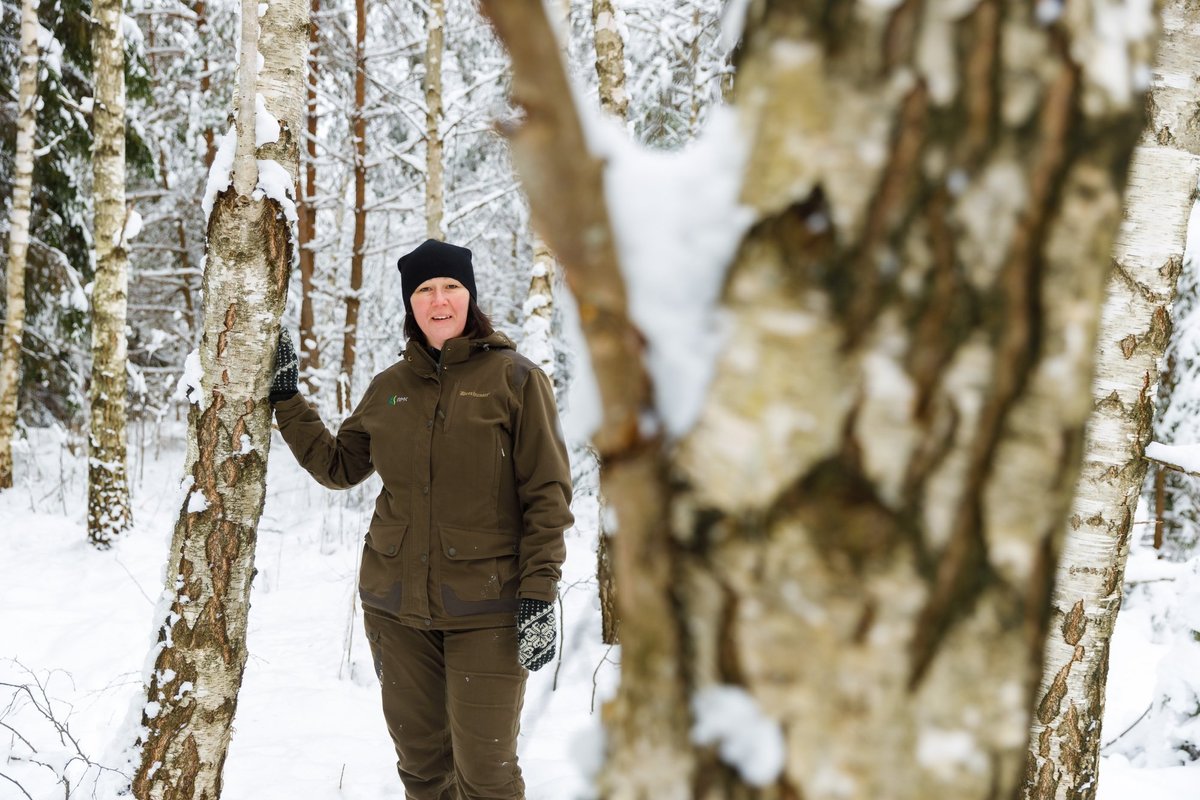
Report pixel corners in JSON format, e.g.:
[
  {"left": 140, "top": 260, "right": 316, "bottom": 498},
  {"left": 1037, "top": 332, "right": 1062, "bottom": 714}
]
[
  {"left": 517, "top": 598, "right": 556, "bottom": 672},
  {"left": 269, "top": 329, "right": 299, "bottom": 403}
]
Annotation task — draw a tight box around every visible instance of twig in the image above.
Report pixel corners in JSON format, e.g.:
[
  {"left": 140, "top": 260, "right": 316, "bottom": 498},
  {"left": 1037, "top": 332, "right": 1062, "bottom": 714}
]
[
  {"left": 1101, "top": 703, "right": 1153, "bottom": 751},
  {"left": 591, "top": 645, "right": 616, "bottom": 715},
  {"left": 0, "top": 771, "right": 35, "bottom": 800}
]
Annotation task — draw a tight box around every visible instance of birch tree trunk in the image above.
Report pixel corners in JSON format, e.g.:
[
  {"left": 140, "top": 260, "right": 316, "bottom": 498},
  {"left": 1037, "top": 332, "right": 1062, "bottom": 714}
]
[
  {"left": 424, "top": 0, "right": 445, "bottom": 240},
  {"left": 338, "top": 0, "right": 366, "bottom": 414},
  {"left": 592, "top": 0, "right": 627, "bottom": 121},
  {"left": 298, "top": 0, "right": 321, "bottom": 394},
  {"left": 0, "top": 0, "right": 41, "bottom": 491},
  {"left": 591, "top": 0, "right": 628, "bottom": 646},
  {"left": 87, "top": 0, "right": 133, "bottom": 547},
  {"left": 1024, "top": 2, "right": 1200, "bottom": 797},
  {"left": 129, "top": 0, "right": 306, "bottom": 791},
  {"left": 479, "top": 1, "right": 1157, "bottom": 798}
]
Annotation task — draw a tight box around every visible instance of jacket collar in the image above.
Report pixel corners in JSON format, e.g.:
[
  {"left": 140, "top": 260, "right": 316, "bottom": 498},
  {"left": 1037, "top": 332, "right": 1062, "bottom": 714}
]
[{"left": 403, "top": 331, "right": 514, "bottom": 377}]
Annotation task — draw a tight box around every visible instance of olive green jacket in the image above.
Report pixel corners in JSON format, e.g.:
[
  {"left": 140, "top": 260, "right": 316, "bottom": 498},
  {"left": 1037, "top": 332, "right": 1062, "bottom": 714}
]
[{"left": 273, "top": 332, "right": 573, "bottom": 630}]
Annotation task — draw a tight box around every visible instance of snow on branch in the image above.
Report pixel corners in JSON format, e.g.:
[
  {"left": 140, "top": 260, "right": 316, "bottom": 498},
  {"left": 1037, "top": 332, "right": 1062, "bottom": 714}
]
[{"left": 1145, "top": 442, "right": 1200, "bottom": 478}]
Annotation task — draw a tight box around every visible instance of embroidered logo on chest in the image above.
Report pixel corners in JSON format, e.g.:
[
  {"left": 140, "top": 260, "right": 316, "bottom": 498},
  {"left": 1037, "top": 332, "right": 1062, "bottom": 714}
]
[
  {"left": 459, "top": 390, "right": 491, "bottom": 398},
  {"left": 388, "top": 395, "right": 409, "bottom": 405}
]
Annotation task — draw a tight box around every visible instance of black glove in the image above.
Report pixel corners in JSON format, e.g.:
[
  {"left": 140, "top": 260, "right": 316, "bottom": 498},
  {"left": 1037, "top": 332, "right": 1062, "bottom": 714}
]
[
  {"left": 269, "top": 328, "right": 299, "bottom": 403},
  {"left": 517, "top": 598, "right": 556, "bottom": 672}
]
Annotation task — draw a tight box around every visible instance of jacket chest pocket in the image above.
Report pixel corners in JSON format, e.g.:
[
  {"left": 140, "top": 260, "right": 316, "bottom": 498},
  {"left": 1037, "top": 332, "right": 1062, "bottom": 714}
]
[{"left": 438, "top": 525, "right": 518, "bottom": 604}]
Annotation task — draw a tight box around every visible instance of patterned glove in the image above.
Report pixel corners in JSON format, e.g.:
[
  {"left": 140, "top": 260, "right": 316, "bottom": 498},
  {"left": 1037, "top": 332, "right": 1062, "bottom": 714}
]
[
  {"left": 269, "top": 328, "right": 299, "bottom": 403},
  {"left": 517, "top": 598, "right": 556, "bottom": 672}
]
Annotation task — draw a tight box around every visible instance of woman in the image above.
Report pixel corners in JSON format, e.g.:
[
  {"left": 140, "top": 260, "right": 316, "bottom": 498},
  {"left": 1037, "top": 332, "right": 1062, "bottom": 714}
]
[{"left": 268, "top": 238, "right": 573, "bottom": 800}]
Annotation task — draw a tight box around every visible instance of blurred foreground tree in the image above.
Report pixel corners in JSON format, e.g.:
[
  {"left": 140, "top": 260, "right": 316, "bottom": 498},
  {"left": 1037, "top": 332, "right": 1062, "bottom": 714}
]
[{"left": 481, "top": 1, "right": 1157, "bottom": 797}]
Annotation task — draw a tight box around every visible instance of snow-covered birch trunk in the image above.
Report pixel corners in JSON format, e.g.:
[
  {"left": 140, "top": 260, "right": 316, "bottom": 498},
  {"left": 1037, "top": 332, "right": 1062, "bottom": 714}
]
[
  {"left": 592, "top": 0, "right": 627, "bottom": 121},
  {"left": 1024, "top": 3, "right": 1200, "bottom": 797},
  {"left": 87, "top": 0, "right": 133, "bottom": 547},
  {"left": 0, "top": 0, "right": 41, "bottom": 491},
  {"left": 298, "top": 0, "right": 321, "bottom": 394},
  {"left": 127, "top": 0, "right": 306, "bottom": 792},
  {"left": 480, "top": 1, "right": 1157, "bottom": 798},
  {"left": 424, "top": 0, "right": 445, "bottom": 240},
  {"left": 337, "top": 0, "right": 366, "bottom": 414}
]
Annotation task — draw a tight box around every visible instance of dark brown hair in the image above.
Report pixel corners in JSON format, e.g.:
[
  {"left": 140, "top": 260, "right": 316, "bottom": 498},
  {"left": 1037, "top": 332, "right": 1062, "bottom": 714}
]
[{"left": 403, "top": 298, "right": 495, "bottom": 346}]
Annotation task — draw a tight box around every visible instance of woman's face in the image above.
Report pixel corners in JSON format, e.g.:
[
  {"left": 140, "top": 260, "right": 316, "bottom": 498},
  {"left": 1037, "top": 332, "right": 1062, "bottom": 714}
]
[{"left": 411, "top": 277, "right": 469, "bottom": 350}]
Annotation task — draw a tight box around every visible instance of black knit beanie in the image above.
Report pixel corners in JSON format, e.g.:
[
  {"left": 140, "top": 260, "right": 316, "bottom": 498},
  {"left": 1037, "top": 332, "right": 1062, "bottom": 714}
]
[{"left": 396, "top": 239, "right": 477, "bottom": 315}]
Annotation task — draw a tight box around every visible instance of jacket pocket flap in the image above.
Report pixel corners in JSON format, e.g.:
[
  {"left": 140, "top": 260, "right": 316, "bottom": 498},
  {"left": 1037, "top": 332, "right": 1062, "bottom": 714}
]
[
  {"left": 366, "top": 523, "right": 407, "bottom": 557},
  {"left": 440, "top": 525, "right": 518, "bottom": 560}
]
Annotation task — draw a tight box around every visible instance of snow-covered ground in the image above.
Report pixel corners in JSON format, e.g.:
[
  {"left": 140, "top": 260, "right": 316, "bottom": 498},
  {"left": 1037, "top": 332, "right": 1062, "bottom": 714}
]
[
  {"left": 1, "top": 425, "right": 1197, "bottom": 798},
  {"left": 0, "top": 426, "right": 612, "bottom": 799}
]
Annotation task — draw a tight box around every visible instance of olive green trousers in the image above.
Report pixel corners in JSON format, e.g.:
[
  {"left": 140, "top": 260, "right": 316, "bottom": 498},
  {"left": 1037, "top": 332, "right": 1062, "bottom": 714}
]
[{"left": 364, "top": 611, "right": 527, "bottom": 800}]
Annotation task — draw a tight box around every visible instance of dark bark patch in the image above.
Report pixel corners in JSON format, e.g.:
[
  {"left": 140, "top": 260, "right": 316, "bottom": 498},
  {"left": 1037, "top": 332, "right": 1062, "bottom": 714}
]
[
  {"left": 216, "top": 303, "right": 236, "bottom": 359},
  {"left": 1036, "top": 644, "right": 1083, "bottom": 724},
  {"left": 1062, "top": 599, "right": 1086, "bottom": 645}
]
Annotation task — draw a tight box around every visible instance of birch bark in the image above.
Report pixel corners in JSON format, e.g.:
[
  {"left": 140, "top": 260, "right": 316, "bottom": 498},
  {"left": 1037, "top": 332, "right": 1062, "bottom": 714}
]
[
  {"left": 1024, "top": 2, "right": 1200, "bottom": 796},
  {"left": 128, "top": 0, "right": 306, "bottom": 792},
  {"left": 87, "top": 0, "right": 133, "bottom": 547},
  {"left": 0, "top": 0, "right": 41, "bottom": 491},
  {"left": 591, "top": 0, "right": 629, "bottom": 647},
  {"left": 592, "top": 0, "right": 627, "bottom": 120},
  {"left": 479, "top": 1, "right": 1157, "bottom": 798}
]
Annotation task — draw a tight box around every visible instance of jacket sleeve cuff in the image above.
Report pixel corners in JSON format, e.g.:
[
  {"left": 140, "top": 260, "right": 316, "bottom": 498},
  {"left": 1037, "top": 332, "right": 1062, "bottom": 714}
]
[
  {"left": 271, "top": 392, "right": 307, "bottom": 417},
  {"left": 518, "top": 579, "right": 558, "bottom": 603}
]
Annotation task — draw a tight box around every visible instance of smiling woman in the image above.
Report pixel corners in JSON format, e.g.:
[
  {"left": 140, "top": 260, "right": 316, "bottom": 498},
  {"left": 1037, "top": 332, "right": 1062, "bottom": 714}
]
[{"left": 267, "top": 238, "right": 574, "bottom": 800}]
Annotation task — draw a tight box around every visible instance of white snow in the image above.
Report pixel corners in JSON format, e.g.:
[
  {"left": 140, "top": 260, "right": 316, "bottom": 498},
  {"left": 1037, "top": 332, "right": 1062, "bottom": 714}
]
[
  {"left": 121, "top": 13, "right": 145, "bottom": 50},
  {"left": 1, "top": 428, "right": 614, "bottom": 799},
  {"left": 186, "top": 489, "right": 210, "bottom": 514},
  {"left": 719, "top": 0, "right": 752, "bottom": 54},
  {"left": 202, "top": 127, "right": 238, "bottom": 222},
  {"left": 1145, "top": 441, "right": 1200, "bottom": 476},
  {"left": 120, "top": 208, "right": 144, "bottom": 247},
  {"left": 174, "top": 349, "right": 204, "bottom": 407},
  {"left": 254, "top": 159, "right": 299, "bottom": 225},
  {"left": 35, "top": 24, "right": 63, "bottom": 77},
  {"left": 255, "top": 93, "right": 281, "bottom": 148},
  {"left": 591, "top": 105, "right": 754, "bottom": 437},
  {"left": 690, "top": 684, "right": 785, "bottom": 787}
]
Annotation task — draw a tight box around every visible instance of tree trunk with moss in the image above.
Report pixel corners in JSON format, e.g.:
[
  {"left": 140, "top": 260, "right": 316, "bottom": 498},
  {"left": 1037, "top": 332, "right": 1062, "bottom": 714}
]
[
  {"left": 480, "top": 1, "right": 1157, "bottom": 797},
  {"left": 127, "top": 0, "right": 306, "bottom": 793},
  {"left": 1024, "top": 2, "right": 1200, "bottom": 797},
  {"left": 87, "top": 0, "right": 133, "bottom": 547},
  {"left": 0, "top": 0, "right": 41, "bottom": 491}
]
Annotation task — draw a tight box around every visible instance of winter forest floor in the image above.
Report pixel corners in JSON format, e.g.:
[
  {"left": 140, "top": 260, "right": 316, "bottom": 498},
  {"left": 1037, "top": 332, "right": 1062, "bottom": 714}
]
[{"left": 0, "top": 424, "right": 1196, "bottom": 799}]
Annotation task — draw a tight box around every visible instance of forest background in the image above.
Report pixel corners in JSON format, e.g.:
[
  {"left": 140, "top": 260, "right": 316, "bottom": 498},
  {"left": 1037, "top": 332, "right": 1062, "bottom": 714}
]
[{"left": 2, "top": 0, "right": 1200, "bottom": 799}]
